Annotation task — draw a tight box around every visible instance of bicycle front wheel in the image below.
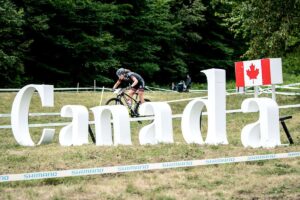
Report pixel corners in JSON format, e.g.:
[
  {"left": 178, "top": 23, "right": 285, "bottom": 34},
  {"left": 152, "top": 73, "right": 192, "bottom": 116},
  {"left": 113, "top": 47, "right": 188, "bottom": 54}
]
[{"left": 105, "top": 98, "right": 124, "bottom": 105}]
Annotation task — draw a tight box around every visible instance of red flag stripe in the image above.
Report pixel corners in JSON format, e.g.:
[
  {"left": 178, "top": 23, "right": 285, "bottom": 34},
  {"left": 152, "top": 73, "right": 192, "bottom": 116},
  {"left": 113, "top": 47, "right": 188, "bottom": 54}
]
[
  {"left": 235, "top": 61, "right": 245, "bottom": 87},
  {"left": 261, "top": 58, "right": 271, "bottom": 85}
]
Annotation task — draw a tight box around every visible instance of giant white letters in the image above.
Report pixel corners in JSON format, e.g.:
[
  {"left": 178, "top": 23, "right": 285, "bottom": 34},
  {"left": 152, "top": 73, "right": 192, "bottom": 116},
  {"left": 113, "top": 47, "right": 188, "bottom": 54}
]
[
  {"left": 59, "top": 105, "right": 89, "bottom": 146},
  {"left": 181, "top": 99, "right": 206, "bottom": 144},
  {"left": 11, "top": 84, "right": 55, "bottom": 146},
  {"left": 181, "top": 69, "right": 228, "bottom": 145},
  {"left": 139, "top": 102, "right": 173, "bottom": 145},
  {"left": 241, "top": 98, "right": 281, "bottom": 148},
  {"left": 10, "top": 69, "right": 283, "bottom": 148},
  {"left": 90, "top": 105, "right": 131, "bottom": 146}
]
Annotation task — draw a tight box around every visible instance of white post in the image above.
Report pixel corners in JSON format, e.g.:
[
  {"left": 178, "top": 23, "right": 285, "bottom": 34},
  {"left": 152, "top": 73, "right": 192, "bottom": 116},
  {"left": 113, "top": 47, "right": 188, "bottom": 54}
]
[
  {"left": 237, "top": 87, "right": 244, "bottom": 94},
  {"left": 77, "top": 82, "right": 79, "bottom": 93},
  {"left": 94, "top": 80, "right": 96, "bottom": 93},
  {"left": 254, "top": 86, "right": 259, "bottom": 98},
  {"left": 99, "top": 86, "right": 105, "bottom": 105},
  {"left": 271, "top": 84, "right": 276, "bottom": 101}
]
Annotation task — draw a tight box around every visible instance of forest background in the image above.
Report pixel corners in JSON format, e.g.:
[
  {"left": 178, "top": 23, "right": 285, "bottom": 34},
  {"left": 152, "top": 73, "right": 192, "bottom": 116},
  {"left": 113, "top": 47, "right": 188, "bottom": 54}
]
[{"left": 1, "top": 0, "right": 299, "bottom": 88}]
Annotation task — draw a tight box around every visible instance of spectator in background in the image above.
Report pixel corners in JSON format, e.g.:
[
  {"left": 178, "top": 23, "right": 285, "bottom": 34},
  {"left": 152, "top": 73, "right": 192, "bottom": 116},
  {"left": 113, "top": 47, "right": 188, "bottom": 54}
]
[
  {"left": 171, "top": 82, "right": 176, "bottom": 91},
  {"left": 177, "top": 80, "right": 186, "bottom": 92},
  {"left": 185, "top": 74, "right": 192, "bottom": 92}
]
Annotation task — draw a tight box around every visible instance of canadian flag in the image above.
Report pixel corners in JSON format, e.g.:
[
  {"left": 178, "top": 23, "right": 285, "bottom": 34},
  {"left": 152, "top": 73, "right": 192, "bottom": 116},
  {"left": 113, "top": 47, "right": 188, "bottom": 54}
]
[{"left": 235, "top": 58, "right": 283, "bottom": 87}]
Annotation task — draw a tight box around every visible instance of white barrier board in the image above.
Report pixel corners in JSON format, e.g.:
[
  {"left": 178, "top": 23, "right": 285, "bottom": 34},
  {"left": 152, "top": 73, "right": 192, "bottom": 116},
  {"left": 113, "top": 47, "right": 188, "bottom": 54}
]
[{"left": 1, "top": 152, "right": 299, "bottom": 182}]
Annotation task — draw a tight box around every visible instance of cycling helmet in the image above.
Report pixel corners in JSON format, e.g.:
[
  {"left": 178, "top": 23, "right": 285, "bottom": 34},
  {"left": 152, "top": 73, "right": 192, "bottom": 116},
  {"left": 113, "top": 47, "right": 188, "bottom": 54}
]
[{"left": 116, "top": 68, "right": 125, "bottom": 77}]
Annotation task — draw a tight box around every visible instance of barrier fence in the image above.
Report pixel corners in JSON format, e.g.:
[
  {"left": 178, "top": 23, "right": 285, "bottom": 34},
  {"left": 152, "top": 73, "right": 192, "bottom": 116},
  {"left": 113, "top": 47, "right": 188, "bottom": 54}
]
[
  {"left": 0, "top": 104, "right": 299, "bottom": 129},
  {"left": 0, "top": 82, "right": 299, "bottom": 93},
  {"left": 0, "top": 84, "right": 299, "bottom": 129},
  {"left": 1, "top": 152, "right": 299, "bottom": 182}
]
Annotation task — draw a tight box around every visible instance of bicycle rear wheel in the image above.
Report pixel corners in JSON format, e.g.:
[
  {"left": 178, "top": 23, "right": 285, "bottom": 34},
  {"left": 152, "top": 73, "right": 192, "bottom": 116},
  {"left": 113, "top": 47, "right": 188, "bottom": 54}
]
[
  {"left": 105, "top": 98, "right": 124, "bottom": 105},
  {"left": 134, "top": 98, "right": 152, "bottom": 118}
]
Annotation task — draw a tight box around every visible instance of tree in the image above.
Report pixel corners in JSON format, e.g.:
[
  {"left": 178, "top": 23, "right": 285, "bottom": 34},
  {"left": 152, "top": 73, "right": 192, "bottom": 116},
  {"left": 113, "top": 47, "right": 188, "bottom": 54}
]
[
  {"left": 2, "top": 0, "right": 253, "bottom": 87},
  {"left": 0, "top": 0, "right": 29, "bottom": 87},
  {"left": 113, "top": 0, "right": 185, "bottom": 84},
  {"left": 14, "top": 0, "right": 127, "bottom": 86},
  {"left": 170, "top": 0, "right": 243, "bottom": 82},
  {"left": 227, "top": 0, "right": 300, "bottom": 59}
]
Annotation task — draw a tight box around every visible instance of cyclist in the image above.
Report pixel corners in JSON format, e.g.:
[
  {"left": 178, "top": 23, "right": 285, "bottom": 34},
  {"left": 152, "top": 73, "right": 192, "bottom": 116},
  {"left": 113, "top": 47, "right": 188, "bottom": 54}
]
[{"left": 112, "top": 68, "right": 145, "bottom": 106}]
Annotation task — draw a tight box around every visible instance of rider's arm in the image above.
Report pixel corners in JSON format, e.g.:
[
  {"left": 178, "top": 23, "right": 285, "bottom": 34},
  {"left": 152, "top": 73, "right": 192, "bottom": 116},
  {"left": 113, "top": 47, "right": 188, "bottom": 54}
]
[
  {"left": 130, "top": 76, "right": 138, "bottom": 87},
  {"left": 113, "top": 80, "right": 122, "bottom": 90}
]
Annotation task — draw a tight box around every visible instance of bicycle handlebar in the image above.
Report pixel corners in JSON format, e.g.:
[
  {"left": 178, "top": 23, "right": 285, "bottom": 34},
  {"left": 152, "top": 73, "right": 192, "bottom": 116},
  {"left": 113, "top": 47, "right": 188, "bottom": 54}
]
[
  {"left": 114, "top": 87, "right": 140, "bottom": 96},
  {"left": 113, "top": 87, "right": 129, "bottom": 95}
]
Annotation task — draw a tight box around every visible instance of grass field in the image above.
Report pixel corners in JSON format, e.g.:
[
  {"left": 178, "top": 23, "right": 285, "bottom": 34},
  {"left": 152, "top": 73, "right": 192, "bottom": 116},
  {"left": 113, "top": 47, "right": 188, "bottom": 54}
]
[{"left": 0, "top": 89, "right": 299, "bottom": 200}]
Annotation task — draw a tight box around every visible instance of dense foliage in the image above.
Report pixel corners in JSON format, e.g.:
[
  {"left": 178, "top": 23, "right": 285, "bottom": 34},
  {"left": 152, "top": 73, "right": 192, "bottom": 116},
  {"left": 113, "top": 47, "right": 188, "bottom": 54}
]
[
  {"left": 0, "top": 0, "right": 27, "bottom": 87},
  {"left": 0, "top": 0, "right": 299, "bottom": 87}
]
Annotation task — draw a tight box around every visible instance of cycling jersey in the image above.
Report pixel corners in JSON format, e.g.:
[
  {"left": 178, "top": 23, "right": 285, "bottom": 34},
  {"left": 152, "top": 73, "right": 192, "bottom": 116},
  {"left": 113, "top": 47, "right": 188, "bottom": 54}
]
[{"left": 125, "top": 72, "right": 145, "bottom": 91}]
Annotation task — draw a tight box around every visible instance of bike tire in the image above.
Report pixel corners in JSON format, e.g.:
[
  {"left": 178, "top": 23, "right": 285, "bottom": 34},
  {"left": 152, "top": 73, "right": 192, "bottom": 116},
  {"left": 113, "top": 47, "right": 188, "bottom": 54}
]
[
  {"left": 134, "top": 98, "right": 151, "bottom": 116},
  {"left": 89, "top": 98, "right": 125, "bottom": 144},
  {"left": 88, "top": 125, "right": 96, "bottom": 144},
  {"left": 134, "top": 99, "right": 154, "bottom": 124},
  {"left": 105, "top": 98, "right": 124, "bottom": 105}
]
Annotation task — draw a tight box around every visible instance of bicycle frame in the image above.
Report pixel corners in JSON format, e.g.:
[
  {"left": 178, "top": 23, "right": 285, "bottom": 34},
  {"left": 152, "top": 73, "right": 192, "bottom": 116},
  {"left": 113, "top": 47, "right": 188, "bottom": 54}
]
[
  {"left": 115, "top": 88, "right": 141, "bottom": 117},
  {"left": 90, "top": 88, "right": 143, "bottom": 143}
]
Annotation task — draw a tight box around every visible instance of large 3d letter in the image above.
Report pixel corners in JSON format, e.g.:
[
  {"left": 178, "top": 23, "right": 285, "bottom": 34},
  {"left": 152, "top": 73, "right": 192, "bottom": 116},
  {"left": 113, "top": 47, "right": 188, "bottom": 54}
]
[
  {"left": 181, "top": 69, "right": 228, "bottom": 145},
  {"left": 11, "top": 84, "right": 55, "bottom": 146},
  {"left": 241, "top": 98, "right": 281, "bottom": 148},
  {"left": 181, "top": 99, "right": 206, "bottom": 144},
  {"left": 139, "top": 102, "right": 173, "bottom": 145},
  {"left": 59, "top": 105, "right": 89, "bottom": 146},
  {"left": 90, "top": 105, "right": 131, "bottom": 146}
]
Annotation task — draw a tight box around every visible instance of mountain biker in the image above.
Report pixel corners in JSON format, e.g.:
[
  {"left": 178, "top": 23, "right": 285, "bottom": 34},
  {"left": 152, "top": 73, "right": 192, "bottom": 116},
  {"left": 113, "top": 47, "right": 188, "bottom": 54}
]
[{"left": 112, "top": 68, "right": 145, "bottom": 106}]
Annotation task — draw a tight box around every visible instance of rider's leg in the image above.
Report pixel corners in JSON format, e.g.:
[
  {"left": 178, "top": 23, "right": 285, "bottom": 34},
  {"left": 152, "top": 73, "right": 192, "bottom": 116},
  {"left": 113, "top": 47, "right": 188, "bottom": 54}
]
[
  {"left": 138, "top": 90, "right": 145, "bottom": 103},
  {"left": 127, "top": 89, "right": 135, "bottom": 105}
]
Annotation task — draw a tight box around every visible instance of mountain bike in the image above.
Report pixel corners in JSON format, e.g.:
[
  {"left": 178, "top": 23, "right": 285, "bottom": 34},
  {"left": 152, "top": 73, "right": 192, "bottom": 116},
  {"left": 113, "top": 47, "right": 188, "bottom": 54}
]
[
  {"left": 106, "top": 88, "right": 151, "bottom": 118},
  {"left": 88, "top": 88, "right": 151, "bottom": 143}
]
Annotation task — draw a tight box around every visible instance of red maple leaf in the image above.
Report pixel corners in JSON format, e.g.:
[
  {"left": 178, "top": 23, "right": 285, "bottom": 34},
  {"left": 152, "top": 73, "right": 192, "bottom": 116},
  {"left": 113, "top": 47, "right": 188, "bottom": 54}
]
[{"left": 246, "top": 64, "right": 259, "bottom": 80}]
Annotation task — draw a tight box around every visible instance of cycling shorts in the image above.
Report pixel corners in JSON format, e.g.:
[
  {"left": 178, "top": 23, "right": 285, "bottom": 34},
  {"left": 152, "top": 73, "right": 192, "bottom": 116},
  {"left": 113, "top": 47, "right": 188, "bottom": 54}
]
[{"left": 131, "top": 83, "right": 144, "bottom": 92}]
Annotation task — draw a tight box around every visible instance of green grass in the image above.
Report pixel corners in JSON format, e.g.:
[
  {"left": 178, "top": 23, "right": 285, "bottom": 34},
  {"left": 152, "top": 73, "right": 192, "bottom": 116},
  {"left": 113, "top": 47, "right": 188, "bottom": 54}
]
[{"left": 0, "top": 90, "right": 299, "bottom": 199}]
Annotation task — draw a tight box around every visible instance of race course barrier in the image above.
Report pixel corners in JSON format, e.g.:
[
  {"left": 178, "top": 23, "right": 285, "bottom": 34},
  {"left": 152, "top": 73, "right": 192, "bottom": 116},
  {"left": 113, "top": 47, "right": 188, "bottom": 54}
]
[
  {"left": 1, "top": 152, "right": 299, "bottom": 182},
  {"left": 0, "top": 104, "right": 299, "bottom": 129}
]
